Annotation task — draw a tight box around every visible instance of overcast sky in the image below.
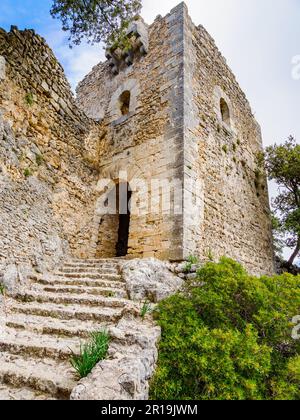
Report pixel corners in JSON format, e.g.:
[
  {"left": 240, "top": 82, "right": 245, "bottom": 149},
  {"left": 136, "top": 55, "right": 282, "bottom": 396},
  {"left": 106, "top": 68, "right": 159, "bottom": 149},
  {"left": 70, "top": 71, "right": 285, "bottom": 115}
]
[{"left": 0, "top": 0, "right": 299, "bottom": 261}]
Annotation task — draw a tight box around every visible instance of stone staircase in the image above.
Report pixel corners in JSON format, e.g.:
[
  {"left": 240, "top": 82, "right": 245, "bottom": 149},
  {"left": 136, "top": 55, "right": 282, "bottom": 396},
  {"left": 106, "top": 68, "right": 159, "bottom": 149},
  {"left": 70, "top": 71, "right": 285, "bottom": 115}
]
[{"left": 0, "top": 258, "right": 136, "bottom": 400}]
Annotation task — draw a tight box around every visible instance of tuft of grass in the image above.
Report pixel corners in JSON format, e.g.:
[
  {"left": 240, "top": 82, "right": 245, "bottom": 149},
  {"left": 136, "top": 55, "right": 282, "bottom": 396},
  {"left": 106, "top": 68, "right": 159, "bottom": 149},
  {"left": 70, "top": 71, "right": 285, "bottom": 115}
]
[
  {"left": 206, "top": 248, "right": 214, "bottom": 262},
  {"left": 0, "top": 284, "right": 6, "bottom": 296},
  {"left": 25, "top": 92, "right": 35, "bottom": 106},
  {"left": 70, "top": 330, "right": 109, "bottom": 379},
  {"left": 35, "top": 154, "right": 44, "bottom": 166},
  {"left": 141, "top": 301, "right": 152, "bottom": 319},
  {"left": 222, "top": 145, "right": 228, "bottom": 154},
  {"left": 24, "top": 168, "right": 32, "bottom": 178}
]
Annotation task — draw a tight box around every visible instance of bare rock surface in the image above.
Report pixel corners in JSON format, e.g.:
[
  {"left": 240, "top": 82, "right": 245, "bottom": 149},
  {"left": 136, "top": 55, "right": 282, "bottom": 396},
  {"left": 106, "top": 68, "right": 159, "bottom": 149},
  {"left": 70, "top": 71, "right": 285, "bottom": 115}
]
[{"left": 122, "top": 258, "right": 183, "bottom": 302}]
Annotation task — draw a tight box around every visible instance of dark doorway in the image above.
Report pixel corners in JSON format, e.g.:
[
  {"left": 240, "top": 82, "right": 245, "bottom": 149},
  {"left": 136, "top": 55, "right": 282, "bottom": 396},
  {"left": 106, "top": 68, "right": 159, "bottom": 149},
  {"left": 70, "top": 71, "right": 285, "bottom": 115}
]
[{"left": 116, "top": 183, "right": 132, "bottom": 257}]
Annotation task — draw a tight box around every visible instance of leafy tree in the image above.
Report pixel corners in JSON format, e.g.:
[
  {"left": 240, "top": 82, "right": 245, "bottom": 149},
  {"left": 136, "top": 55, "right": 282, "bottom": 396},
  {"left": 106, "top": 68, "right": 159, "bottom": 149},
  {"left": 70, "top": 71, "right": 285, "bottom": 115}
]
[
  {"left": 265, "top": 137, "right": 300, "bottom": 265},
  {"left": 50, "top": 0, "right": 142, "bottom": 46}
]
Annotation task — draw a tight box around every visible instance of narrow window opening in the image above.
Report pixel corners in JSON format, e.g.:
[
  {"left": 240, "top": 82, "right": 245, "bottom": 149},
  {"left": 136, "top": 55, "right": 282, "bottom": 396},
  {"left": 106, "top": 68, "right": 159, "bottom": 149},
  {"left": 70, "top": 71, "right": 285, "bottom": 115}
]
[
  {"left": 119, "top": 90, "right": 131, "bottom": 116},
  {"left": 220, "top": 98, "right": 231, "bottom": 126}
]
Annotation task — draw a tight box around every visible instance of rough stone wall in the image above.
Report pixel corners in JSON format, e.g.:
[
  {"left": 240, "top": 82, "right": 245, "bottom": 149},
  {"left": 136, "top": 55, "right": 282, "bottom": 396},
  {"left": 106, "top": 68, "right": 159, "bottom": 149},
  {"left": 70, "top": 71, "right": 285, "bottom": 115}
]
[
  {"left": 77, "top": 4, "right": 187, "bottom": 261},
  {"left": 181, "top": 5, "right": 275, "bottom": 275},
  {"left": 0, "top": 27, "right": 101, "bottom": 287}
]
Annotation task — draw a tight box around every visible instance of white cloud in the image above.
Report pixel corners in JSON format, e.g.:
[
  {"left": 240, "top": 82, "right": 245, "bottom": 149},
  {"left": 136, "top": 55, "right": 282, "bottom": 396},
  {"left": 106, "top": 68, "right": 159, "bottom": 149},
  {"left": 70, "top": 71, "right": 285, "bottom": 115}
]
[{"left": 42, "top": 24, "right": 105, "bottom": 91}]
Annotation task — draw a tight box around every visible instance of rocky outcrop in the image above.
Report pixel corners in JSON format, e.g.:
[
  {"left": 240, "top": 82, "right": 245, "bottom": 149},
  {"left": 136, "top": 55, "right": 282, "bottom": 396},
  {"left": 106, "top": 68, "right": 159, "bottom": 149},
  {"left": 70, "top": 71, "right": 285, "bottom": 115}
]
[{"left": 122, "top": 258, "right": 183, "bottom": 303}]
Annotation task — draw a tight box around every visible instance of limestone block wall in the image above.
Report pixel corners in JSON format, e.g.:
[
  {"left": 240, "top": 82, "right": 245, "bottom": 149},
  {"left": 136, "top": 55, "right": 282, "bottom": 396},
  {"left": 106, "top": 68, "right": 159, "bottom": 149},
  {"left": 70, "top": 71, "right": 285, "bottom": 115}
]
[
  {"left": 77, "top": 4, "right": 188, "bottom": 261},
  {"left": 0, "top": 27, "right": 101, "bottom": 286},
  {"left": 182, "top": 7, "right": 275, "bottom": 275}
]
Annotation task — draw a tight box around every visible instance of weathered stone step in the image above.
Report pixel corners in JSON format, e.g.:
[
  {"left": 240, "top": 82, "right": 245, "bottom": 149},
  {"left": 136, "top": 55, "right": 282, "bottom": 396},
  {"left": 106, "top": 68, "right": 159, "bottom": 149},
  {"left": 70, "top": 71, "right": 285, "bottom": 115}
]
[
  {"left": 55, "top": 272, "right": 122, "bottom": 280},
  {"left": 70, "top": 258, "right": 122, "bottom": 264},
  {"left": 0, "top": 383, "right": 55, "bottom": 400},
  {"left": 5, "top": 313, "right": 111, "bottom": 339},
  {"left": 59, "top": 267, "right": 119, "bottom": 275},
  {"left": 9, "top": 300, "right": 123, "bottom": 323},
  {"left": 32, "top": 276, "right": 126, "bottom": 289},
  {"left": 35, "top": 284, "right": 127, "bottom": 299},
  {"left": 15, "top": 291, "right": 128, "bottom": 309},
  {"left": 0, "top": 352, "right": 76, "bottom": 399},
  {"left": 63, "top": 263, "right": 119, "bottom": 270},
  {"left": 0, "top": 329, "right": 80, "bottom": 361}
]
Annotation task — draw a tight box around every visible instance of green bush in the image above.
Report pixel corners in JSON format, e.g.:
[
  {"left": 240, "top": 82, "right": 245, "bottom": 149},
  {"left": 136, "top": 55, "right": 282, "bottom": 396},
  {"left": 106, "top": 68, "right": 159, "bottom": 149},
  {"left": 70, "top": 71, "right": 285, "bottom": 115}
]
[
  {"left": 184, "top": 255, "right": 199, "bottom": 273},
  {"left": 70, "top": 330, "right": 109, "bottom": 379},
  {"left": 150, "top": 258, "right": 300, "bottom": 400}
]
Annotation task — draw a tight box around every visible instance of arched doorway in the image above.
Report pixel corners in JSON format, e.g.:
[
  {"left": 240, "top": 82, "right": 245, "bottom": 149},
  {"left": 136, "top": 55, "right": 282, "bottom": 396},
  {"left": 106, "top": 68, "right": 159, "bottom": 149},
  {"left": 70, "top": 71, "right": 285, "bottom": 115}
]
[
  {"left": 96, "top": 181, "right": 131, "bottom": 258},
  {"left": 116, "top": 182, "right": 132, "bottom": 257}
]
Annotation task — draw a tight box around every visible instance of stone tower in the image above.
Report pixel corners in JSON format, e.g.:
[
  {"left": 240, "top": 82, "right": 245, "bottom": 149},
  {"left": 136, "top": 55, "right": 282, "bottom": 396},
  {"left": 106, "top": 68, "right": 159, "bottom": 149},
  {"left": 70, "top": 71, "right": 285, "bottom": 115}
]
[{"left": 76, "top": 2, "right": 274, "bottom": 275}]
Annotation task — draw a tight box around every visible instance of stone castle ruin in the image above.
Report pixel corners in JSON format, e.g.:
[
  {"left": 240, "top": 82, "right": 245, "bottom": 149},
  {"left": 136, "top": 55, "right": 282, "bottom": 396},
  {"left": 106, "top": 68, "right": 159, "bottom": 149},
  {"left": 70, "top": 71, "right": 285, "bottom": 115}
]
[
  {"left": 0, "top": 2, "right": 275, "bottom": 286},
  {"left": 0, "top": 1, "right": 277, "bottom": 401}
]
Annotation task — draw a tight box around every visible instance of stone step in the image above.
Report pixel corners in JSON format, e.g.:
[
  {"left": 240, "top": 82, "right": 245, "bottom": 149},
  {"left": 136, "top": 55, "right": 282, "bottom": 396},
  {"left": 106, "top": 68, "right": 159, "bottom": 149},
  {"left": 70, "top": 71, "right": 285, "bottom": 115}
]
[
  {"left": 9, "top": 300, "right": 123, "bottom": 323},
  {"left": 59, "top": 267, "right": 119, "bottom": 274},
  {"left": 33, "top": 284, "right": 127, "bottom": 299},
  {"left": 32, "top": 276, "right": 126, "bottom": 289},
  {"left": 0, "top": 352, "right": 76, "bottom": 399},
  {"left": 63, "top": 263, "right": 120, "bottom": 269},
  {"left": 0, "top": 383, "right": 55, "bottom": 400},
  {"left": 55, "top": 272, "right": 122, "bottom": 280},
  {"left": 70, "top": 258, "right": 122, "bottom": 264},
  {"left": 15, "top": 290, "right": 128, "bottom": 309},
  {"left": 5, "top": 313, "right": 112, "bottom": 339},
  {"left": 0, "top": 329, "right": 81, "bottom": 361}
]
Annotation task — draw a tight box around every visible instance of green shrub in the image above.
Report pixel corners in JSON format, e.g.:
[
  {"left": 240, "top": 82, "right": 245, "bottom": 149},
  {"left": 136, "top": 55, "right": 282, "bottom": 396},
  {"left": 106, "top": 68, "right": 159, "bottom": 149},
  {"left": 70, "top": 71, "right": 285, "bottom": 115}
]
[
  {"left": 150, "top": 258, "right": 300, "bottom": 400},
  {"left": 184, "top": 255, "right": 199, "bottom": 273},
  {"left": 70, "top": 330, "right": 109, "bottom": 379}
]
